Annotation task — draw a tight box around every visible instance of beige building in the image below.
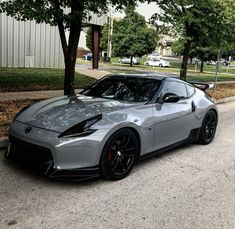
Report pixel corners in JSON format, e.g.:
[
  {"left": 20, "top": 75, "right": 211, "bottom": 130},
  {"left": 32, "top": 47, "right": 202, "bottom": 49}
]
[{"left": 157, "top": 35, "right": 177, "bottom": 57}]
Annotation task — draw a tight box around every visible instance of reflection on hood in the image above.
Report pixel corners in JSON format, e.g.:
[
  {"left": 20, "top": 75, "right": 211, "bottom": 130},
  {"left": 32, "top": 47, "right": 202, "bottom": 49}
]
[{"left": 17, "top": 95, "right": 139, "bottom": 132}]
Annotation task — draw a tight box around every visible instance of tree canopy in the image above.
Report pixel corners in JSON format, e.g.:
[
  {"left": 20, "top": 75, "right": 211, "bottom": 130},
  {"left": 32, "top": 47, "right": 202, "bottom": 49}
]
[
  {"left": 111, "top": 7, "right": 157, "bottom": 65},
  {"left": 151, "top": 0, "right": 227, "bottom": 79},
  {"left": 170, "top": 0, "right": 235, "bottom": 72}
]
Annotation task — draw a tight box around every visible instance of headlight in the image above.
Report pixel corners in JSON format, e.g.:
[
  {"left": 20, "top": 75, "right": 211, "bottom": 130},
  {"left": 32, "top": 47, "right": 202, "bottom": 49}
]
[
  {"left": 13, "top": 104, "right": 31, "bottom": 121},
  {"left": 58, "top": 114, "right": 102, "bottom": 138}
]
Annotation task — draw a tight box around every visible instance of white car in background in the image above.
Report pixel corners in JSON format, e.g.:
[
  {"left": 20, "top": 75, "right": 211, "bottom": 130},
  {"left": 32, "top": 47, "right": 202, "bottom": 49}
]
[
  {"left": 147, "top": 52, "right": 162, "bottom": 60},
  {"left": 118, "top": 57, "right": 140, "bottom": 65},
  {"left": 144, "top": 58, "right": 170, "bottom": 67}
]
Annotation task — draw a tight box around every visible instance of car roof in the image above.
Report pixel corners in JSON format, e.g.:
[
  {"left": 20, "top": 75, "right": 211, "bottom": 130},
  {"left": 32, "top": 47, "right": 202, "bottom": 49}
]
[{"left": 109, "top": 73, "right": 183, "bottom": 82}]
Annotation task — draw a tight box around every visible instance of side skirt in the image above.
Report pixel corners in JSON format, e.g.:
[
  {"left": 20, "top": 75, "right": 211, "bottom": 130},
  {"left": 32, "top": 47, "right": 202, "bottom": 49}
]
[{"left": 139, "top": 128, "right": 200, "bottom": 161}]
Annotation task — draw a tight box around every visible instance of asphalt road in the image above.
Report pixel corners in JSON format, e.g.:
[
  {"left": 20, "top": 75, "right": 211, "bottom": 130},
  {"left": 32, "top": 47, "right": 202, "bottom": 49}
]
[{"left": 0, "top": 102, "right": 235, "bottom": 229}]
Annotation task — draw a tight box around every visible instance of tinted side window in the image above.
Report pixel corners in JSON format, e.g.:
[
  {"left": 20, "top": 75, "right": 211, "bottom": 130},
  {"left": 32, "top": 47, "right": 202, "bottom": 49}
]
[
  {"left": 161, "top": 81, "right": 187, "bottom": 98},
  {"left": 186, "top": 84, "right": 195, "bottom": 97},
  {"left": 82, "top": 76, "right": 161, "bottom": 102}
]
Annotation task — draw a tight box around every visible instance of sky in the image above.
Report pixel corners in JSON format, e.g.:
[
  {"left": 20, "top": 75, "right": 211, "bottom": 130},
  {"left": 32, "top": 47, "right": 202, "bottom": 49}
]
[{"left": 113, "top": 2, "right": 160, "bottom": 20}]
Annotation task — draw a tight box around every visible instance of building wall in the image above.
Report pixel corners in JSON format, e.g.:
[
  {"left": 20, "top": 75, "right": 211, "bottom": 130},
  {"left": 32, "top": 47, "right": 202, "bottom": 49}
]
[
  {"left": 0, "top": 13, "right": 64, "bottom": 68},
  {"left": 157, "top": 34, "right": 177, "bottom": 57},
  {"left": 0, "top": 5, "right": 107, "bottom": 68}
]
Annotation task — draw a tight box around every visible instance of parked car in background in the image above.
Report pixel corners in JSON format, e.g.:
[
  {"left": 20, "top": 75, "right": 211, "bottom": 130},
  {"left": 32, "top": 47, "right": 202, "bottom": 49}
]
[
  {"left": 147, "top": 52, "right": 162, "bottom": 60},
  {"left": 119, "top": 57, "right": 140, "bottom": 65},
  {"left": 207, "top": 59, "right": 230, "bottom": 66},
  {"left": 82, "top": 52, "right": 93, "bottom": 60},
  {"left": 206, "top": 61, "right": 216, "bottom": 66},
  {"left": 144, "top": 58, "right": 170, "bottom": 67},
  {"left": 222, "top": 59, "right": 230, "bottom": 66}
]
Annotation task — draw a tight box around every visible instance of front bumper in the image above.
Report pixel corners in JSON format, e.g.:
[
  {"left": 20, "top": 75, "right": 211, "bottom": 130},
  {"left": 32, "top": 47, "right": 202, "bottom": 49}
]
[
  {"left": 9, "top": 120, "right": 108, "bottom": 171},
  {"left": 6, "top": 136, "right": 100, "bottom": 181}
]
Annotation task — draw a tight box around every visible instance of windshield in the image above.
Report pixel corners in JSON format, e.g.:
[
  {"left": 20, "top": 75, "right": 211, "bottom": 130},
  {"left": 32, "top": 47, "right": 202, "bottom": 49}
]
[{"left": 81, "top": 75, "right": 161, "bottom": 102}]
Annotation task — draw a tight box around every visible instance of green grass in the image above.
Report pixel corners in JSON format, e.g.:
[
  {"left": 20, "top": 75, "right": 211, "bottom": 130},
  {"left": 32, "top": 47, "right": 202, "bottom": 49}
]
[
  {"left": 188, "top": 74, "right": 235, "bottom": 82},
  {"left": 0, "top": 67, "right": 96, "bottom": 92}
]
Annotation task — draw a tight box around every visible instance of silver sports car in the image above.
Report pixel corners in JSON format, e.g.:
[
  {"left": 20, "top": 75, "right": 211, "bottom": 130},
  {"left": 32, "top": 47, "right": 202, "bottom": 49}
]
[{"left": 6, "top": 74, "right": 218, "bottom": 180}]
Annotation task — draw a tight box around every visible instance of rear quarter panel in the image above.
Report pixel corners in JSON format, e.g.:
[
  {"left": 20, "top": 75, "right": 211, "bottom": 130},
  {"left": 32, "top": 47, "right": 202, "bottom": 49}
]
[{"left": 193, "top": 88, "right": 218, "bottom": 127}]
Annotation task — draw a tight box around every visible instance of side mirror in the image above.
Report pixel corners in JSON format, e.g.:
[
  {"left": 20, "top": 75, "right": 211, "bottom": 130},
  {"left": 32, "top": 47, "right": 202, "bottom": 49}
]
[{"left": 163, "top": 93, "right": 180, "bottom": 103}]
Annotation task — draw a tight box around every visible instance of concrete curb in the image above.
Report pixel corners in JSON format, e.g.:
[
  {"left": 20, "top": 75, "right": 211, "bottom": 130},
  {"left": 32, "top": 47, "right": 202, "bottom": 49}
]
[
  {"left": 1, "top": 96, "right": 235, "bottom": 149},
  {"left": 216, "top": 96, "right": 235, "bottom": 104}
]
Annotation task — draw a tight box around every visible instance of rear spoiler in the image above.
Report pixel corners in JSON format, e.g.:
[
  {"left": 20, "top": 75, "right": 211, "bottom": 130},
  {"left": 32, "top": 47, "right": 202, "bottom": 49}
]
[{"left": 188, "top": 82, "right": 214, "bottom": 91}]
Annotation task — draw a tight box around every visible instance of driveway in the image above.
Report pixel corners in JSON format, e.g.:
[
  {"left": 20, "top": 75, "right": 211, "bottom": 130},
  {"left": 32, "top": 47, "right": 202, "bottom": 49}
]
[{"left": 0, "top": 102, "right": 235, "bottom": 229}]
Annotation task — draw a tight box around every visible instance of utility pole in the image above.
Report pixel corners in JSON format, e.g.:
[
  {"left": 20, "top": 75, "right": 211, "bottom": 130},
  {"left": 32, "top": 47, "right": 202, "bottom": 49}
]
[
  {"left": 107, "top": 16, "right": 113, "bottom": 59},
  {"left": 195, "top": 58, "right": 198, "bottom": 74},
  {"left": 214, "top": 50, "right": 221, "bottom": 91}
]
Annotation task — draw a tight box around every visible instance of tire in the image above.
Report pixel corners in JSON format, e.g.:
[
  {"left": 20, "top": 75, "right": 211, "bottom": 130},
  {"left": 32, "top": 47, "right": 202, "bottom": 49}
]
[
  {"left": 198, "top": 110, "right": 217, "bottom": 145},
  {"left": 145, "top": 62, "right": 149, "bottom": 66},
  {"left": 100, "top": 129, "right": 139, "bottom": 180},
  {"left": 159, "top": 64, "right": 163, "bottom": 67}
]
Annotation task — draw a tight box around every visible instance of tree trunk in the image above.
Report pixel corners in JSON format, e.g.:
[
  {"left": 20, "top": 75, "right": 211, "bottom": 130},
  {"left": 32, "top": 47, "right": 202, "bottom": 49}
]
[
  {"left": 190, "top": 57, "right": 193, "bottom": 65},
  {"left": 180, "top": 39, "right": 192, "bottom": 80},
  {"left": 57, "top": 0, "right": 84, "bottom": 96},
  {"left": 200, "top": 60, "right": 204, "bottom": 73},
  {"left": 130, "top": 56, "right": 133, "bottom": 67}
]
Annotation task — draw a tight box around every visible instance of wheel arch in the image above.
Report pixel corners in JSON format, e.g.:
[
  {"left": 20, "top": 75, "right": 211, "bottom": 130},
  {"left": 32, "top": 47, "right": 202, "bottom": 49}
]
[
  {"left": 209, "top": 108, "right": 218, "bottom": 119},
  {"left": 205, "top": 107, "right": 219, "bottom": 124},
  {"left": 100, "top": 126, "right": 142, "bottom": 160}
]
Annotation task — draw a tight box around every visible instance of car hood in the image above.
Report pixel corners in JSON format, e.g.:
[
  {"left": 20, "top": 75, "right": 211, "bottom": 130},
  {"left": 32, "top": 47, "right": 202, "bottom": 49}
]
[{"left": 16, "top": 95, "right": 139, "bottom": 132}]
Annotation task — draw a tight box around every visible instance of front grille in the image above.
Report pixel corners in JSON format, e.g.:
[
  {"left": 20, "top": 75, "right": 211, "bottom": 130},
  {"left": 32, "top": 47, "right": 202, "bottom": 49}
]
[{"left": 9, "top": 136, "right": 53, "bottom": 168}]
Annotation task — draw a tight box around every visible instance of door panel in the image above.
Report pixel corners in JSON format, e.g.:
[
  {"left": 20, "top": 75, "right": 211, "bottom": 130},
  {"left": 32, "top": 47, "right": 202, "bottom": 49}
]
[
  {"left": 153, "top": 100, "right": 193, "bottom": 150},
  {"left": 152, "top": 80, "right": 195, "bottom": 150}
]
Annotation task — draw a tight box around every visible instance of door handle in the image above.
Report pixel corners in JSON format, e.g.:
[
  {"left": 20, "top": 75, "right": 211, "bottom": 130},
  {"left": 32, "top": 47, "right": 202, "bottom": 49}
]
[{"left": 191, "top": 101, "right": 196, "bottom": 112}]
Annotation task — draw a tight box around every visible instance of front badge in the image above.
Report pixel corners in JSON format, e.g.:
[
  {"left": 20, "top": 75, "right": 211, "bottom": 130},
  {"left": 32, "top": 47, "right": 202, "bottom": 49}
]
[{"left": 25, "top": 127, "right": 32, "bottom": 134}]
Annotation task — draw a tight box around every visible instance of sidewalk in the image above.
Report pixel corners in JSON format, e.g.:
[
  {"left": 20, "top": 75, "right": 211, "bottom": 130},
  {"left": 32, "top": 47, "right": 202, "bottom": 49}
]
[
  {"left": 0, "top": 89, "right": 81, "bottom": 102},
  {"left": 75, "top": 68, "right": 111, "bottom": 79}
]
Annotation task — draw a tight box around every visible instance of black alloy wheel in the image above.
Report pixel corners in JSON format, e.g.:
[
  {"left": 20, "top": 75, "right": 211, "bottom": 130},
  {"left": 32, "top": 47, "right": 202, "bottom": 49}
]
[
  {"left": 100, "top": 129, "right": 139, "bottom": 180},
  {"left": 198, "top": 110, "right": 217, "bottom": 145}
]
